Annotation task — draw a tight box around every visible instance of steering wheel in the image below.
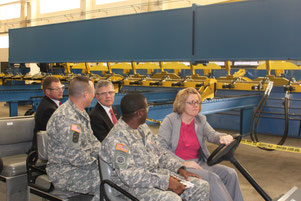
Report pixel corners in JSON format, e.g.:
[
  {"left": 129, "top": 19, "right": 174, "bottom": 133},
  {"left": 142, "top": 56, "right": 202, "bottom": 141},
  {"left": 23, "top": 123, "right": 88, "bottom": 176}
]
[{"left": 207, "top": 134, "right": 242, "bottom": 166}]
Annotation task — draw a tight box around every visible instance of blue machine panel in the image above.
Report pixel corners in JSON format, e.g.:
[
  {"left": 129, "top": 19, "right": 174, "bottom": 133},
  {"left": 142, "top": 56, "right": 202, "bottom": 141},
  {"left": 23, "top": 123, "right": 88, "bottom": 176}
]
[
  {"left": 9, "top": 0, "right": 301, "bottom": 63},
  {"left": 9, "top": 7, "right": 193, "bottom": 63},
  {"left": 194, "top": 0, "right": 301, "bottom": 61}
]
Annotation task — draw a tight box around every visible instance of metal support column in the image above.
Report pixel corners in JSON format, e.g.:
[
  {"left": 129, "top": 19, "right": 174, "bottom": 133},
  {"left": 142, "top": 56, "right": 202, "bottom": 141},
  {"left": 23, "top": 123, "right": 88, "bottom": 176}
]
[
  {"left": 8, "top": 102, "right": 18, "bottom": 117},
  {"left": 240, "top": 107, "right": 254, "bottom": 136}
]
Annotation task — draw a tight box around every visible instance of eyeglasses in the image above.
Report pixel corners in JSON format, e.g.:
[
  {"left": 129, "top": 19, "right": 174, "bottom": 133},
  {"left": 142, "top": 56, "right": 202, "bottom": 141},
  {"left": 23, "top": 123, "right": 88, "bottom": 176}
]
[
  {"left": 48, "top": 85, "right": 65, "bottom": 91},
  {"left": 186, "top": 100, "right": 201, "bottom": 106},
  {"left": 96, "top": 91, "right": 116, "bottom": 96}
]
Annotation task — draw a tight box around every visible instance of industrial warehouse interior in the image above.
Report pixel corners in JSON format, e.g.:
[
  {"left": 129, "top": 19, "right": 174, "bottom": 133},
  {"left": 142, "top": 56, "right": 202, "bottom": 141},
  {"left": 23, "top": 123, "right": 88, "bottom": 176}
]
[{"left": 0, "top": 0, "right": 301, "bottom": 201}]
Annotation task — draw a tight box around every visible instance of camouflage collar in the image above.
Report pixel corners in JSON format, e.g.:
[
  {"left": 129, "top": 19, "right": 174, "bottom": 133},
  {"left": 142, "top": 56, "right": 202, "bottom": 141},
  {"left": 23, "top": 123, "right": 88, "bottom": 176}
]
[{"left": 67, "top": 99, "right": 90, "bottom": 121}]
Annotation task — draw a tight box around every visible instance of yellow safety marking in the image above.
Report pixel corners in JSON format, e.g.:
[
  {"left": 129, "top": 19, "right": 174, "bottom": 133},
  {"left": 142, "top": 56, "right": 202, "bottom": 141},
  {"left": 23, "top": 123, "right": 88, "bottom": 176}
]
[
  {"left": 146, "top": 118, "right": 162, "bottom": 124},
  {"left": 241, "top": 139, "right": 301, "bottom": 153}
]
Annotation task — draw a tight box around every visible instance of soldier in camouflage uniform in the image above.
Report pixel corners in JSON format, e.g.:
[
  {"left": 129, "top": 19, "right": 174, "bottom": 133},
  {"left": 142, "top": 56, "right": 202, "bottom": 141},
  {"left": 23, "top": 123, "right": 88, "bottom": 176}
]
[
  {"left": 46, "top": 76, "right": 101, "bottom": 201},
  {"left": 100, "top": 93, "right": 209, "bottom": 201}
]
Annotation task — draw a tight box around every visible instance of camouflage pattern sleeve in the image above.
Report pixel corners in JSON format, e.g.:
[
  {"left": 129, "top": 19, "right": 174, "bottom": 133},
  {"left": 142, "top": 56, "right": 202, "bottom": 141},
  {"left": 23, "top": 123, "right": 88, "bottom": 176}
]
[
  {"left": 101, "top": 132, "right": 170, "bottom": 190},
  {"left": 147, "top": 130, "right": 183, "bottom": 173},
  {"left": 47, "top": 114, "right": 99, "bottom": 170},
  {"left": 86, "top": 119, "right": 101, "bottom": 159}
]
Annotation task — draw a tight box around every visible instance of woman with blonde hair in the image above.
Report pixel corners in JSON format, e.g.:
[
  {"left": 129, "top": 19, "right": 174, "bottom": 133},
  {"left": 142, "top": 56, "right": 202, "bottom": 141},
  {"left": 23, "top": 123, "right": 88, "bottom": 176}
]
[{"left": 158, "top": 87, "right": 243, "bottom": 201}]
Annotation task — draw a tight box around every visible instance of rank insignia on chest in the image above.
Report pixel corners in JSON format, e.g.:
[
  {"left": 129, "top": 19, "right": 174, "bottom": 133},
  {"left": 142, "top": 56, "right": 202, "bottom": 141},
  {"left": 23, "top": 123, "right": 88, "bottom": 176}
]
[
  {"left": 73, "top": 132, "right": 79, "bottom": 143},
  {"left": 116, "top": 143, "right": 129, "bottom": 153}
]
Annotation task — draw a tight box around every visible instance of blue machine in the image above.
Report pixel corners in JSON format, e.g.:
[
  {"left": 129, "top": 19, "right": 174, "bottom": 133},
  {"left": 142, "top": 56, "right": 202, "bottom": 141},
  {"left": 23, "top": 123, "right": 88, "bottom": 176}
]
[{"left": 5, "top": 0, "right": 301, "bottom": 137}]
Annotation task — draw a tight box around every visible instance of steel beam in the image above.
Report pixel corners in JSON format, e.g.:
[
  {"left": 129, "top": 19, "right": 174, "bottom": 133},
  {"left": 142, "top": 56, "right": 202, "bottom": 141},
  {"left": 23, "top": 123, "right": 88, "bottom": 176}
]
[{"left": 147, "top": 94, "right": 261, "bottom": 121}]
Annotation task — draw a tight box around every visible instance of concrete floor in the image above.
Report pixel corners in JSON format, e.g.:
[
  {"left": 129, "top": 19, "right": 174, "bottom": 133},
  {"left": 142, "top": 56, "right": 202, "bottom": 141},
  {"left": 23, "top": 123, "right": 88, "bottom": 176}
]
[{"left": 1, "top": 102, "right": 301, "bottom": 201}]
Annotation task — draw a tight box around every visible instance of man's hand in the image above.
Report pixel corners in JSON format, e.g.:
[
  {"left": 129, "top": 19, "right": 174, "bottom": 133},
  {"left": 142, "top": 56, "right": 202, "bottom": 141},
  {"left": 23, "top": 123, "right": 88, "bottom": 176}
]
[
  {"left": 168, "top": 176, "right": 185, "bottom": 195},
  {"left": 219, "top": 135, "right": 234, "bottom": 146},
  {"left": 177, "top": 167, "right": 201, "bottom": 180},
  {"left": 184, "top": 161, "right": 202, "bottom": 169}
]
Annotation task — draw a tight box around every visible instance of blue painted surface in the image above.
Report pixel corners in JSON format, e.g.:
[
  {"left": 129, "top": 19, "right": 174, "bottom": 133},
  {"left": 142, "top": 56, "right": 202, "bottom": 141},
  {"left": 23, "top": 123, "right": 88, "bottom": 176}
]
[
  {"left": 194, "top": 0, "right": 301, "bottom": 61},
  {"left": 9, "top": 0, "right": 301, "bottom": 63},
  {"left": 9, "top": 7, "right": 193, "bottom": 63},
  {"left": 210, "top": 88, "right": 301, "bottom": 138}
]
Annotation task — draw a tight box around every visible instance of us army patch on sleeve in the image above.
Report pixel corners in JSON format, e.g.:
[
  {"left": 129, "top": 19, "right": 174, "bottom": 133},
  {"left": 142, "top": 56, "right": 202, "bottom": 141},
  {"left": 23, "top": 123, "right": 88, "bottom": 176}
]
[
  {"left": 114, "top": 143, "right": 129, "bottom": 169},
  {"left": 70, "top": 124, "right": 81, "bottom": 144},
  {"left": 71, "top": 124, "right": 81, "bottom": 133},
  {"left": 116, "top": 143, "right": 128, "bottom": 152}
]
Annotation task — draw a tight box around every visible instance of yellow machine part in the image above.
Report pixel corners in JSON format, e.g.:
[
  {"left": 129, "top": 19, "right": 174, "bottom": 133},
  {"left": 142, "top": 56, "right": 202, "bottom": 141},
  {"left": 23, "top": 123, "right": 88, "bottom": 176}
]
[
  {"left": 183, "top": 77, "right": 217, "bottom": 101},
  {"left": 192, "top": 62, "right": 222, "bottom": 76},
  {"left": 110, "top": 62, "right": 132, "bottom": 74},
  {"left": 254, "top": 75, "right": 290, "bottom": 86},
  {"left": 254, "top": 61, "right": 301, "bottom": 86},
  {"left": 217, "top": 81, "right": 268, "bottom": 91},
  {"left": 70, "top": 63, "right": 86, "bottom": 69},
  {"left": 199, "top": 78, "right": 217, "bottom": 101},
  {"left": 162, "top": 62, "right": 190, "bottom": 74},
  {"left": 0, "top": 73, "right": 5, "bottom": 85},
  {"left": 290, "top": 83, "right": 301, "bottom": 92},
  {"left": 52, "top": 74, "right": 65, "bottom": 80},
  {"left": 90, "top": 63, "right": 108, "bottom": 73},
  {"left": 4, "top": 60, "right": 300, "bottom": 96},
  {"left": 136, "top": 62, "right": 160, "bottom": 74},
  {"left": 217, "top": 69, "right": 252, "bottom": 82},
  {"left": 257, "top": 61, "right": 301, "bottom": 71}
]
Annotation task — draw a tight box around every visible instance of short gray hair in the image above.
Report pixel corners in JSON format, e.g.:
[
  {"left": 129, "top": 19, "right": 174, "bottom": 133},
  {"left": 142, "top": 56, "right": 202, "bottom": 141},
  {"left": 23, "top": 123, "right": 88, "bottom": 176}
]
[{"left": 95, "top": 80, "right": 113, "bottom": 91}]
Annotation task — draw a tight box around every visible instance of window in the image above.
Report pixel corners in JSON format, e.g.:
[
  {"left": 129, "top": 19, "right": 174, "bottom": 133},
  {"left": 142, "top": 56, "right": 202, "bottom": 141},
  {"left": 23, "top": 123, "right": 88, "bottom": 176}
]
[
  {"left": 96, "top": 0, "right": 126, "bottom": 5},
  {"left": 0, "top": 0, "right": 19, "bottom": 5},
  {"left": 0, "top": 35, "right": 9, "bottom": 48},
  {"left": 0, "top": 3, "right": 20, "bottom": 20},
  {"left": 40, "top": 0, "right": 80, "bottom": 14}
]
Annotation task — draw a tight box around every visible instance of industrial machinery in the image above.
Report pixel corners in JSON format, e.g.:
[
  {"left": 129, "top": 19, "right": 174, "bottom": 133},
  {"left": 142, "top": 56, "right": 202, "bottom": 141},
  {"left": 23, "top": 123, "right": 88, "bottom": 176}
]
[{"left": 1, "top": 0, "right": 301, "bottom": 138}]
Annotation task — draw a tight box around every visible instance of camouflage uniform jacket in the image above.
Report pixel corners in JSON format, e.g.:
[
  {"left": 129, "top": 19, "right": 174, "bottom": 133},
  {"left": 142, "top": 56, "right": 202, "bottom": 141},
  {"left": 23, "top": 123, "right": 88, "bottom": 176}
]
[
  {"left": 46, "top": 99, "right": 101, "bottom": 188},
  {"left": 100, "top": 119, "right": 184, "bottom": 193}
]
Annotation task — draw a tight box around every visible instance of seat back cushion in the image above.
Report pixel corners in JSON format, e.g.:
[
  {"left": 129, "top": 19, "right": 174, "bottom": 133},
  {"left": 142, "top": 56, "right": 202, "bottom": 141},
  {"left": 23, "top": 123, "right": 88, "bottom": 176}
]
[
  {"left": 1, "top": 154, "right": 28, "bottom": 177},
  {"left": 37, "top": 131, "right": 48, "bottom": 161},
  {"left": 0, "top": 115, "right": 34, "bottom": 157}
]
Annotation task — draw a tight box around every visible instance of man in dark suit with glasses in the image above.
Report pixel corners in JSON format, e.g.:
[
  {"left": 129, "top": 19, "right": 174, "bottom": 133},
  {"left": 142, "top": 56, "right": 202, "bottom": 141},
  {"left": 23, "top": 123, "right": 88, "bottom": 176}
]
[
  {"left": 31, "top": 76, "right": 64, "bottom": 151},
  {"left": 89, "top": 80, "right": 119, "bottom": 142}
]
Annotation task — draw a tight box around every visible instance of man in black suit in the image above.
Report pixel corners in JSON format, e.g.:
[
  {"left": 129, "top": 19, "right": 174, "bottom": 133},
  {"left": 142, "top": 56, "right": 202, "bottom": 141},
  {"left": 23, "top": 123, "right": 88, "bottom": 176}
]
[
  {"left": 89, "top": 80, "right": 118, "bottom": 142},
  {"left": 31, "top": 76, "right": 64, "bottom": 151}
]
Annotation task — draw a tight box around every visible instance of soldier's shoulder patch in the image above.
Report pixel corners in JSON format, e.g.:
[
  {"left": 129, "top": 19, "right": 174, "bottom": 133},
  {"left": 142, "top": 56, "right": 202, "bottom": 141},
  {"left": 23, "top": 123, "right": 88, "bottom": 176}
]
[
  {"left": 115, "top": 143, "right": 129, "bottom": 153},
  {"left": 71, "top": 124, "right": 81, "bottom": 133}
]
